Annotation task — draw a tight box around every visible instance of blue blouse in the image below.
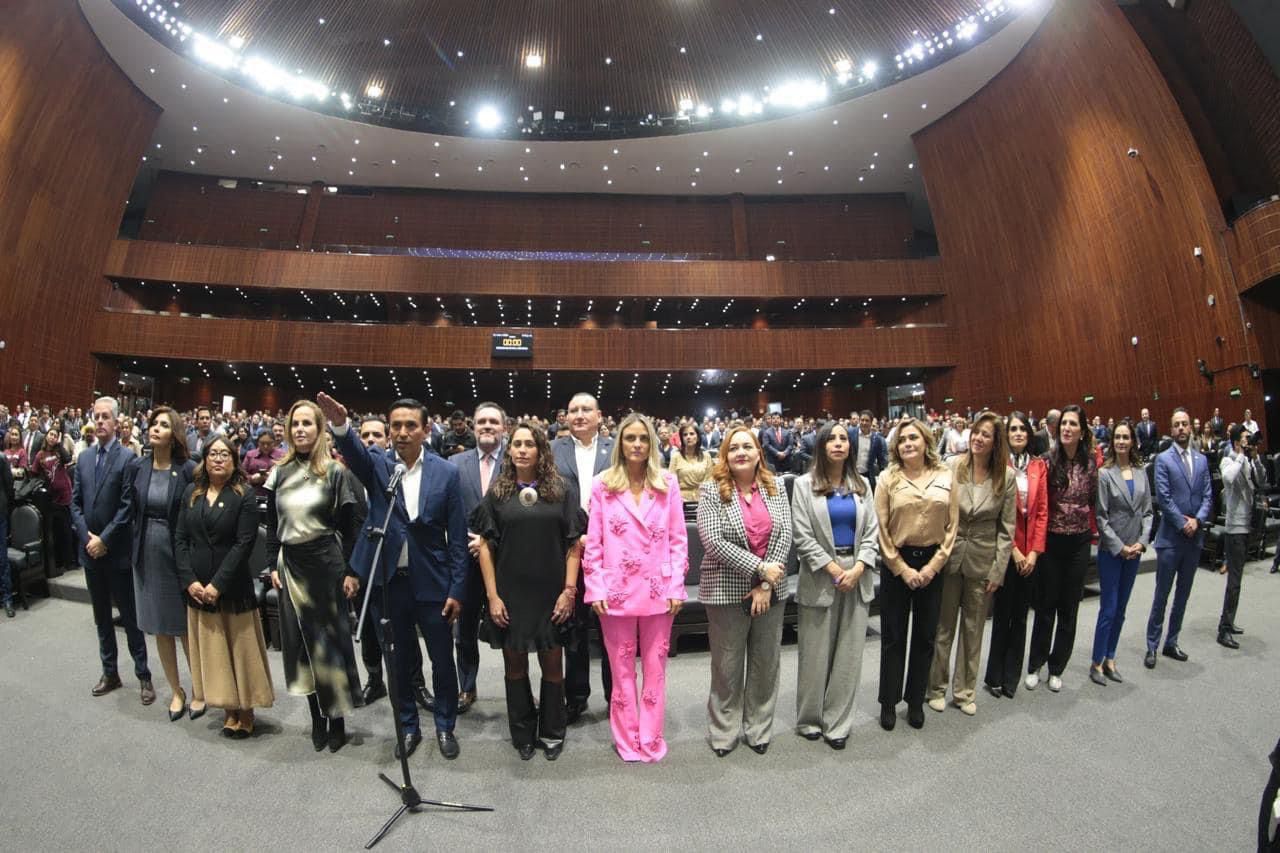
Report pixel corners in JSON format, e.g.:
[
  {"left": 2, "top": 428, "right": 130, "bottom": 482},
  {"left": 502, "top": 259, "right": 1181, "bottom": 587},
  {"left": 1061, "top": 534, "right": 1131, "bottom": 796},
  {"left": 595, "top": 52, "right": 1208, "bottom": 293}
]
[{"left": 826, "top": 493, "right": 857, "bottom": 548}]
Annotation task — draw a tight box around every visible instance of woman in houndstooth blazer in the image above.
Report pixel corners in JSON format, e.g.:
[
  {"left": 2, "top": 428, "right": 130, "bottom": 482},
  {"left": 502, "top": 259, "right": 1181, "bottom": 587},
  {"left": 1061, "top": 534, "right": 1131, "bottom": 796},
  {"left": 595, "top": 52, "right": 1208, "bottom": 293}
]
[{"left": 696, "top": 424, "right": 793, "bottom": 757}]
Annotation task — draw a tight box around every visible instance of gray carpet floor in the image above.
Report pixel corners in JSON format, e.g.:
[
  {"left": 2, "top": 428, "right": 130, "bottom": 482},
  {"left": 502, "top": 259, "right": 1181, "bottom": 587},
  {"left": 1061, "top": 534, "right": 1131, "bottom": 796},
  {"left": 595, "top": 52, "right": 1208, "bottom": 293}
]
[{"left": 2, "top": 559, "right": 1276, "bottom": 852}]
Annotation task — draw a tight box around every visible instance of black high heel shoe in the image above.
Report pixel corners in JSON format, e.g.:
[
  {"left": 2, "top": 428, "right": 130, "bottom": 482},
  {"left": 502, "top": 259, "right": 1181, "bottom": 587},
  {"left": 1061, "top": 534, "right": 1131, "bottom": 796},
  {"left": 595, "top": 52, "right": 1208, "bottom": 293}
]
[
  {"left": 169, "top": 689, "right": 188, "bottom": 722},
  {"left": 189, "top": 702, "right": 207, "bottom": 721},
  {"left": 327, "top": 717, "right": 347, "bottom": 753}
]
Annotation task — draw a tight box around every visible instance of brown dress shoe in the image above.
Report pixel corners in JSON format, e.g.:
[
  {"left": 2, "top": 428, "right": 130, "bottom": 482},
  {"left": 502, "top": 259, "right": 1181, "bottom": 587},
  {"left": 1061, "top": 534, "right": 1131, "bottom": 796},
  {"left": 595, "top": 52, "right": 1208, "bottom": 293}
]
[
  {"left": 457, "top": 691, "right": 476, "bottom": 714},
  {"left": 140, "top": 679, "right": 157, "bottom": 706},
  {"left": 92, "top": 674, "right": 123, "bottom": 696}
]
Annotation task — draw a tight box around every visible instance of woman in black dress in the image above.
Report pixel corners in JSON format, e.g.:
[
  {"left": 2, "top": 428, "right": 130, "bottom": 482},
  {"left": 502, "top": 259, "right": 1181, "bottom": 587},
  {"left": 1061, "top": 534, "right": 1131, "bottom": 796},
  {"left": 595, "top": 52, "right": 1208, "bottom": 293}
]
[
  {"left": 473, "top": 423, "right": 583, "bottom": 761},
  {"left": 266, "top": 400, "right": 367, "bottom": 753}
]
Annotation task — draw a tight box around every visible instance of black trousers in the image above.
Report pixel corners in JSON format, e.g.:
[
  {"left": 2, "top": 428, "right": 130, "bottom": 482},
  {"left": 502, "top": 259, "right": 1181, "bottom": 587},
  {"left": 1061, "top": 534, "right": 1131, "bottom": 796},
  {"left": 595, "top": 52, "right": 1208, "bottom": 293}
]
[
  {"left": 877, "top": 544, "right": 942, "bottom": 708},
  {"left": 1028, "top": 531, "right": 1090, "bottom": 677},
  {"left": 1220, "top": 532, "right": 1246, "bottom": 632},
  {"left": 454, "top": 559, "right": 483, "bottom": 694},
  {"left": 986, "top": 558, "right": 1031, "bottom": 694},
  {"left": 355, "top": 597, "right": 424, "bottom": 687},
  {"left": 565, "top": 589, "right": 612, "bottom": 706}
]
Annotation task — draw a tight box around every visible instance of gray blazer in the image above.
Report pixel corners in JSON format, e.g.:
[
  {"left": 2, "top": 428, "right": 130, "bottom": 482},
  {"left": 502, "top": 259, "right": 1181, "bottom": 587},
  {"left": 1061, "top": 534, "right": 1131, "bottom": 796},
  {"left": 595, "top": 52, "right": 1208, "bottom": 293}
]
[
  {"left": 789, "top": 474, "right": 879, "bottom": 607},
  {"left": 1219, "top": 452, "right": 1268, "bottom": 535},
  {"left": 945, "top": 462, "right": 1016, "bottom": 586},
  {"left": 1096, "top": 464, "right": 1154, "bottom": 557}
]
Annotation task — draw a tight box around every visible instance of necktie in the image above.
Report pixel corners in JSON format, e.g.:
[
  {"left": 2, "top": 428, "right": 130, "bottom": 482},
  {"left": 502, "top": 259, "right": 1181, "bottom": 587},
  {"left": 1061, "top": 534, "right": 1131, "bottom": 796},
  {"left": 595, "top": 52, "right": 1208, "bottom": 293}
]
[
  {"left": 96, "top": 445, "right": 107, "bottom": 480},
  {"left": 1182, "top": 449, "right": 1193, "bottom": 479},
  {"left": 775, "top": 428, "right": 782, "bottom": 444},
  {"left": 480, "top": 454, "right": 492, "bottom": 496}
]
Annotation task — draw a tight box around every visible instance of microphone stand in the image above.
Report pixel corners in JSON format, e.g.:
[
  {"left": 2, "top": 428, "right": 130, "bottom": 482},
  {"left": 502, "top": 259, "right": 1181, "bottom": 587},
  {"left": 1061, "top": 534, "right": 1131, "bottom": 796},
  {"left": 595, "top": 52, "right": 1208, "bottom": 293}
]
[{"left": 355, "top": 464, "right": 492, "bottom": 850}]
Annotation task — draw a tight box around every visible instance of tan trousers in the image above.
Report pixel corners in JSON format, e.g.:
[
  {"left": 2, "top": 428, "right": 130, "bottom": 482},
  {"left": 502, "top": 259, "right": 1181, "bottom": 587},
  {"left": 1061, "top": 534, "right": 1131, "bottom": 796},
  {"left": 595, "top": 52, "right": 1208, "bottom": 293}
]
[{"left": 927, "top": 571, "right": 989, "bottom": 705}]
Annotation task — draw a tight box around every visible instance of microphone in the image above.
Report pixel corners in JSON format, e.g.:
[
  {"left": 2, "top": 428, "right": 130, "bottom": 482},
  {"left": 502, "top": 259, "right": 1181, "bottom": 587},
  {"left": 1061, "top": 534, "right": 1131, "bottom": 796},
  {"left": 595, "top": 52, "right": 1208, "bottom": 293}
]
[{"left": 385, "top": 462, "right": 407, "bottom": 496}]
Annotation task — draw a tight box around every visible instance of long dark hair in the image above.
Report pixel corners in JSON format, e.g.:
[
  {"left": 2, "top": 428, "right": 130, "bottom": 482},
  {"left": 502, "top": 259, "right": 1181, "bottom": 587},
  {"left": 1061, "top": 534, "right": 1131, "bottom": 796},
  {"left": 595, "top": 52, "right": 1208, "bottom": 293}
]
[
  {"left": 809, "top": 421, "right": 867, "bottom": 497},
  {"left": 491, "top": 422, "right": 565, "bottom": 503},
  {"left": 189, "top": 434, "right": 247, "bottom": 505},
  {"left": 678, "top": 423, "right": 706, "bottom": 461},
  {"left": 150, "top": 405, "right": 190, "bottom": 463},
  {"left": 1049, "top": 404, "right": 1095, "bottom": 489}
]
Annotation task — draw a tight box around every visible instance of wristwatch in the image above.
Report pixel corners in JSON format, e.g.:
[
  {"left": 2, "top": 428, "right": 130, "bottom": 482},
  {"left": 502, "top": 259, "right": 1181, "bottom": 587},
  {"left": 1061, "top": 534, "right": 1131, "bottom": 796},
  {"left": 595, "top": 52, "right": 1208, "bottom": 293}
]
[{"left": 760, "top": 581, "right": 772, "bottom": 591}]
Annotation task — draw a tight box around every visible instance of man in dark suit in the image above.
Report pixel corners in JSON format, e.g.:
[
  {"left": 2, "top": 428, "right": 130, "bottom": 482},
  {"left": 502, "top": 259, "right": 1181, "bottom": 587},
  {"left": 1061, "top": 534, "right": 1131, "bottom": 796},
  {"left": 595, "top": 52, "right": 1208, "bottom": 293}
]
[
  {"left": 852, "top": 410, "right": 889, "bottom": 489},
  {"left": 1144, "top": 407, "right": 1214, "bottom": 668},
  {"left": 1208, "top": 407, "right": 1225, "bottom": 440},
  {"left": 450, "top": 401, "right": 506, "bottom": 714},
  {"left": 1136, "top": 407, "right": 1159, "bottom": 459},
  {"left": 70, "top": 397, "right": 151, "bottom": 701},
  {"left": 186, "top": 406, "right": 215, "bottom": 460},
  {"left": 322, "top": 393, "right": 469, "bottom": 761},
  {"left": 350, "top": 416, "right": 429, "bottom": 708},
  {"left": 551, "top": 392, "right": 614, "bottom": 721},
  {"left": 760, "top": 412, "right": 793, "bottom": 473}
]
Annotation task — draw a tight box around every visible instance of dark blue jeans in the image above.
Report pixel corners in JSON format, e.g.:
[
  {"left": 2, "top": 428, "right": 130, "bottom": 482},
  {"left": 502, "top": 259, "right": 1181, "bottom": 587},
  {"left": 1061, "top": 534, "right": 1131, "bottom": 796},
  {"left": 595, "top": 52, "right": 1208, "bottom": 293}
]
[{"left": 1092, "top": 549, "right": 1138, "bottom": 664}]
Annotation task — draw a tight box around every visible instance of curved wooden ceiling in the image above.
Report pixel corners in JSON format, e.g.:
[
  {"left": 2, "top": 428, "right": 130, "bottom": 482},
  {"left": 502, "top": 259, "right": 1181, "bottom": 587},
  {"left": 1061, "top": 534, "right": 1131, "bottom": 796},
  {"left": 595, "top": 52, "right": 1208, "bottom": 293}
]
[{"left": 124, "top": 0, "right": 988, "bottom": 117}]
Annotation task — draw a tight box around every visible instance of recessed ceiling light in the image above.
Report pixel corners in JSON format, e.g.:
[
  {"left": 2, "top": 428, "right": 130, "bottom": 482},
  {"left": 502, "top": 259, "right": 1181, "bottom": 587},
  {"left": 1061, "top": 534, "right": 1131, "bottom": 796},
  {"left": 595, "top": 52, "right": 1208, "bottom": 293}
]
[
  {"left": 457, "top": 50, "right": 464, "bottom": 58},
  {"left": 921, "top": 103, "right": 928, "bottom": 109},
  {"left": 755, "top": 34, "right": 763, "bottom": 41},
  {"left": 605, "top": 57, "right": 613, "bottom": 65},
  {"left": 734, "top": 167, "right": 741, "bottom": 173},
  {"left": 383, "top": 38, "right": 391, "bottom": 46},
  {"left": 655, "top": 165, "right": 662, "bottom": 171},
  {"left": 318, "top": 18, "right": 325, "bottom": 25},
  {"left": 222, "top": 97, "right": 229, "bottom": 103},
  {"left": 525, "top": 53, "right": 543, "bottom": 68}
]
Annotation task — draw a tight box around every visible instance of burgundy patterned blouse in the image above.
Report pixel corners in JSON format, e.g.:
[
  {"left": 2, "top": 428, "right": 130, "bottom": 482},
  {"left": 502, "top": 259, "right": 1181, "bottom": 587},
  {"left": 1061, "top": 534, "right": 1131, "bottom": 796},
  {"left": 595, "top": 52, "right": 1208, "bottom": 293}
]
[{"left": 1048, "top": 459, "right": 1098, "bottom": 536}]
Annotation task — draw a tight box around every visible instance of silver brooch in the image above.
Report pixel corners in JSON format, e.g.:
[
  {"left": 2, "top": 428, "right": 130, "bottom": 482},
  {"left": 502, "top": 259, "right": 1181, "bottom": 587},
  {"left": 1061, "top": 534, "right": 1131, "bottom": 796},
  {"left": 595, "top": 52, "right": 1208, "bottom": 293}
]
[{"left": 519, "top": 486, "right": 538, "bottom": 507}]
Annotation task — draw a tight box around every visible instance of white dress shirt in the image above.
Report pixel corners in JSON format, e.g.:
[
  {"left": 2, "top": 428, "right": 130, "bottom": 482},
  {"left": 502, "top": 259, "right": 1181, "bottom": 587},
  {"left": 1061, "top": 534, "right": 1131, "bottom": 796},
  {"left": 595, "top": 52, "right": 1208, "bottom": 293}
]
[
  {"left": 856, "top": 429, "right": 872, "bottom": 474},
  {"left": 334, "top": 421, "right": 423, "bottom": 567},
  {"left": 573, "top": 434, "right": 598, "bottom": 512}
]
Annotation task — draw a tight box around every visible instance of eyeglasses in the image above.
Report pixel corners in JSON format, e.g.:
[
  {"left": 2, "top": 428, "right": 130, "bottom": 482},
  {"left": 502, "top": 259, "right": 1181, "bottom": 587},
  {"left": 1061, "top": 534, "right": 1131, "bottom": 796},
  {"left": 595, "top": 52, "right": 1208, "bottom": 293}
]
[{"left": 205, "top": 450, "right": 233, "bottom": 460}]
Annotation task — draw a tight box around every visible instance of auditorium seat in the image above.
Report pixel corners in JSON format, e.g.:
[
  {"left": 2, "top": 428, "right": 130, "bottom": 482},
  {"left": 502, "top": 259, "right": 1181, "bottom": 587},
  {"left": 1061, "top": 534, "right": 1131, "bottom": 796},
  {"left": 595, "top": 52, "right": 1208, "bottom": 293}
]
[
  {"left": 7, "top": 505, "right": 48, "bottom": 610},
  {"left": 669, "top": 520, "right": 706, "bottom": 655},
  {"left": 251, "top": 526, "right": 281, "bottom": 650}
]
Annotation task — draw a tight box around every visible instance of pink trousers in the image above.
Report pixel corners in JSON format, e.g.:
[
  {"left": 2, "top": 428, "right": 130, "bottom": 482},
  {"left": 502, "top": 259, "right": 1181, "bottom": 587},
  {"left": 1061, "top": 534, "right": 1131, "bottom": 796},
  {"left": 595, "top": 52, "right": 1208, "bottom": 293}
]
[{"left": 599, "top": 612, "right": 675, "bottom": 762}]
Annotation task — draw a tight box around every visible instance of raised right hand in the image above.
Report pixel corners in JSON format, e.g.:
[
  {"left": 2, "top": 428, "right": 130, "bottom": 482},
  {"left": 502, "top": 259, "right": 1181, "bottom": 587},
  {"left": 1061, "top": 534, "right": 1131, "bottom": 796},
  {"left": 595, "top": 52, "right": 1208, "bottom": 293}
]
[{"left": 314, "top": 392, "right": 348, "bottom": 427}]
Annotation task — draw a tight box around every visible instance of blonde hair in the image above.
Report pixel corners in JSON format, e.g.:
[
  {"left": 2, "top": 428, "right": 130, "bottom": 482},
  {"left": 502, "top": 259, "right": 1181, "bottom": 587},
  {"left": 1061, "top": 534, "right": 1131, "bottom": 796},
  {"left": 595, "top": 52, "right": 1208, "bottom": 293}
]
[
  {"left": 887, "top": 417, "right": 943, "bottom": 472},
  {"left": 600, "top": 413, "right": 669, "bottom": 494},
  {"left": 279, "top": 400, "right": 335, "bottom": 478},
  {"left": 710, "top": 425, "right": 778, "bottom": 501},
  {"left": 954, "top": 411, "right": 1009, "bottom": 496}
]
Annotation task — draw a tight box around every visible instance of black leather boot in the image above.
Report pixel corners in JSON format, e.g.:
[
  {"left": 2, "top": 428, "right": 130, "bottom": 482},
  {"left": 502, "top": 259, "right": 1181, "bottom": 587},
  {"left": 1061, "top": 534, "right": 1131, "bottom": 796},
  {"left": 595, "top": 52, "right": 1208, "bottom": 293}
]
[
  {"left": 538, "top": 679, "right": 567, "bottom": 761},
  {"left": 307, "top": 694, "right": 326, "bottom": 752},
  {"left": 505, "top": 677, "right": 537, "bottom": 760}
]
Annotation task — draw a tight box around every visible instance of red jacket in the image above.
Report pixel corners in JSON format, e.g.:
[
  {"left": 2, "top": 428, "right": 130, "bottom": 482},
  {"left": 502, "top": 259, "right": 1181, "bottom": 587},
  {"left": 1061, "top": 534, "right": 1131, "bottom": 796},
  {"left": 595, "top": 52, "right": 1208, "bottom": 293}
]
[{"left": 1017, "top": 456, "right": 1049, "bottom": 556}]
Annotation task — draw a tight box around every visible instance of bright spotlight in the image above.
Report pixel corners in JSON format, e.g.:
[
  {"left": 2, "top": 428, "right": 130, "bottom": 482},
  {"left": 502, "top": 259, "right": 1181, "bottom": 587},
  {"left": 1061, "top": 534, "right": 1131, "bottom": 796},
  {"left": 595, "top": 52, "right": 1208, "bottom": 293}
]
[
  {"left": 678, "top": 98, "right": 694, "bottom": 112},
  {"left": 475, "top": 105, "right": 502, "bottom": 130},
  {"left": 862, "top": 61, "right": 878, "bottom": 78},
  {"left": 192, "top": 35, "right": 237, "bottom": 70},
  {"left": 366, "top": 83, "right": 383, "bottom": 99},
  {"left": 525, "top": 53, "right": 543, "bottom": 69},
  {"left": 766, "top": 80, "right": 827, "bottom": 110}
]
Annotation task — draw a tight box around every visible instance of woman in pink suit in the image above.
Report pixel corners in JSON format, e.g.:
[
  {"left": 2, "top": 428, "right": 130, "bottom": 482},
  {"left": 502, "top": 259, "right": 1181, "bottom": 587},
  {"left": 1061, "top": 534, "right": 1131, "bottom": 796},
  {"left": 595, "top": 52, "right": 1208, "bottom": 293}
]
[{"left": 583, "top": 412, "right": 688, "bottom": 763}]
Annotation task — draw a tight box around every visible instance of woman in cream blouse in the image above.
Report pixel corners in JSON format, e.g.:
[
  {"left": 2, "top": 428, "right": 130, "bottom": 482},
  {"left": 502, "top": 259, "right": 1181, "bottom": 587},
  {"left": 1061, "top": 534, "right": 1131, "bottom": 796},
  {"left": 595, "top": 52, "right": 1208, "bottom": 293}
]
[
  {"left": 927, "top": 411, "right": 1015, "bottom": 716},
  {"left": 874, "top": 418, "right": 959, "bottom": 732},
  {"left": 669, "top": 423, "right": 714, "bottom": 502}
]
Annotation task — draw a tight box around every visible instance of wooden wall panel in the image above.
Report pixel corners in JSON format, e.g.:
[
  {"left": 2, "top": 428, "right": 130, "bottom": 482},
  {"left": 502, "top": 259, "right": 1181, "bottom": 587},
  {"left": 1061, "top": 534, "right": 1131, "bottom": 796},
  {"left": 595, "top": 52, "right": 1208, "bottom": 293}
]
[
  {"left": 0, "top": 1, "right": 160, "bottom": 405},
  {"left": 139, "top": 172, "right": 309, "bottom": 247},
  {"left": 103, "top": 239, "right": 945, "bottom": 298},
  {"left": 1226, "top": 199, "right": 1280, "bottom": 292},
  {"left": 137, "top": 171, "right": 922, "bottom": 260},
  {"left": 93, "top": 312, "right": 957, "bottom": 372},
  {"left": 743, "top": 195, "right": 914, "bottom": 260},
  {"left": 916, "top": 0, "right": 1261, "bottom": 427}
]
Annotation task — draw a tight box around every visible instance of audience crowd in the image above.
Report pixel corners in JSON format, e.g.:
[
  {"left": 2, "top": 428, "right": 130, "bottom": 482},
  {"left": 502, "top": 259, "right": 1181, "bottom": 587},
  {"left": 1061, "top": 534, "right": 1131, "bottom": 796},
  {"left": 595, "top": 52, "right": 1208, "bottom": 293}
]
[{"left": 0, "top": 393, "right": 1271, "bottom": 767}]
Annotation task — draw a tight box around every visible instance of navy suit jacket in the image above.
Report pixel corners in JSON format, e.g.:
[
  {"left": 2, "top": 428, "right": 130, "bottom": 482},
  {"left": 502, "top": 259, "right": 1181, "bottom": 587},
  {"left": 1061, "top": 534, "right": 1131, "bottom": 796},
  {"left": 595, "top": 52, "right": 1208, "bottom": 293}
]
[
  {"left": 1152, "top": 444, "right": 1214, "bottom": 550},
  {"left": 130, "top": 458, "right": 197, "bottom": 568},
  {"left": 336, "top": 426, "right": 468, "bottom": 603},
  {"left": 551, "top": 434, "right": 614, "bottom": 486},
  {"left": 851, "top": 429, "right": 888, "bottom": 480},
  {"left": 759, "top": 427, "right": 794, "bottom": 472},
  {"left": 70, "top": 440, "right": 140, "bottom": 566},
  {"left": 451, "top": 443, "right": 504, "bottom": 520},
  {"left": 1136, "top": 420, "right": 1159, "bottom": 456}
]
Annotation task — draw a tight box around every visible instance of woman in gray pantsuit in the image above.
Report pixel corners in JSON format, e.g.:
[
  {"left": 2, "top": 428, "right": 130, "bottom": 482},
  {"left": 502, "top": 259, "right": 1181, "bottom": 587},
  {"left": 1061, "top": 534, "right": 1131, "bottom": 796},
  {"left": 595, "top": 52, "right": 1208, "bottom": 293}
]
[
  {"left": 791, "top": 422, "right": 879, "bottom": 749},
  {"left": 696, "top": 424, "right": 793, "bottom": 757}
]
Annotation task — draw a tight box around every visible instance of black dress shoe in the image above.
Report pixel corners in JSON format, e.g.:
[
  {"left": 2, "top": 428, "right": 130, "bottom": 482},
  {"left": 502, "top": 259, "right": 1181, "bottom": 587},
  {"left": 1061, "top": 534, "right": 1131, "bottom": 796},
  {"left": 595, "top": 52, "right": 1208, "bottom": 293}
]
[
  {"left": 1143, "top": 651, "right": 1157, "bottom": 669},
  {"left": 4, "top": 603, "right": 14, "bottom": 618},
  {"left": 414, "top": 686, "right": 435, "bottom": 712},
  {"left": 189, "top": 703, "right": 208, "bottom": 720},
  {"left": 799, "top": 731, "right": 822, "bottom": 741},
  {"left": 566, "top": 700, "right": 588, "bottom": 724},
  {"left": 1162, "top": 644, "right": 1189, "bottom": 662},
  {"left": 984, "top": 683, "right": 1004, "bottom": 699},
  {"left": 1103, "top": 666, "right": 1124, "bottom": 684},
  {"left": 825, "top": 737, "right": 847, "bottom": 750},
  {"left": 140, "top": 679, "right": 156, "bottom": 706},
  {"left": 747, "top": 742, "right": 768, "bottom": 755},
  {"left": 328, "top": 717, "right": 347, "bottom": 753},
  {"left": 1089, "top": 668, "right": 1107, "bottom": 686},
  {"left": 436, "top": 731, "right": 460, "bottom": 760},
  {"left": 1227, "top": 624, "right": 1244, "bottom": 635},
  {"left": 712, "top": 747, "right": 731, "bottom": 757},
  {"left": 907, "top": 705, "right": 924, "bottom": 730},
  {"left": 544, "top": 743, "right": 563, "bottom": 761},
  {"left": 517, "top": 743, "right": 536, "bottom": 761},
  {"left": 879, "top": 704, "right": 896, "bottom": 731},
  {"left": 457, "top": 691, "right": 476, "bottom": 714},
  {"left": 1001, "top": 685, "right": 1017, "bottom": 698},
  {"left": 396, "top": 731, "right": 423, "bottom": 760},
  {"left": 1217, "top": 632, "right": 1240, "bottom": 650},
  {"left": 361, "top": 679, "right": 387, "bottom": 705},
  {"left": 92, "top": 674, "right": 123, "bottom": 696}
]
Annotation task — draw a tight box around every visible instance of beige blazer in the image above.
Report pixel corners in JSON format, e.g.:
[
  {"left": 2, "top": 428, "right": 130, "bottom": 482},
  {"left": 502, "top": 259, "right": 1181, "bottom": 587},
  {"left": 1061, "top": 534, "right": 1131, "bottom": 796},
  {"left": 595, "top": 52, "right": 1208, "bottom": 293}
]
[
  {"left": 790, "top": 473, "right": 879, "bottom": 607},
  {"left": 945, "top": 461, "right": 1016, "bottom": 586}
]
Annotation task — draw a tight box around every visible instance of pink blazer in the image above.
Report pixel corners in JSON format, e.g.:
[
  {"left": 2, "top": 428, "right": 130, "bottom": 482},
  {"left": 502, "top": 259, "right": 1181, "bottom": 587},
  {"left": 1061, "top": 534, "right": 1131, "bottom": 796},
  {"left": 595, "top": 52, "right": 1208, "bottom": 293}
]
[{"left": 583, "top": 471, "right": 689, "bottom": 616}]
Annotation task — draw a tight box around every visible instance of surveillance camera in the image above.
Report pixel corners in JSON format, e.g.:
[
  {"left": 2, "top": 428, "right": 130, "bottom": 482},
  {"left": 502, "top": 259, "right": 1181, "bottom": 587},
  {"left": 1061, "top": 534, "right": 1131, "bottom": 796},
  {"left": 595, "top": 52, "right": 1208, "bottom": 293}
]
[{"left": 1127, "top": 147, "right": 1139, "bottom": 158}]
